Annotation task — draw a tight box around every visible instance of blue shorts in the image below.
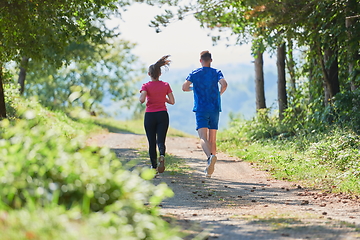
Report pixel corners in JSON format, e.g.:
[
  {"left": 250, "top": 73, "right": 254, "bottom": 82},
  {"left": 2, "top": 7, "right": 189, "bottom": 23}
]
[{"left": 195, "top": 111, "right": 219, "bottom": 130}]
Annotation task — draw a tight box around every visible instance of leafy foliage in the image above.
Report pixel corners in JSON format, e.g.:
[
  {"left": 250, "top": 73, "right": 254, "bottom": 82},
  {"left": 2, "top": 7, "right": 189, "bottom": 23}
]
[
  {"left": 218, "top": 114, "right": 360, "bottom": 195},
  {"left": 0, "top": 0, "right": 138, "bottom": 117},
  {"left": 150, "top": 0, "right": 360, "bottom": 129},
  {"left": 0, "top": 206, "right": 182, "bottom": 240},
  {"left": 0, "top": 91, "right": 181, "bottom": 239},
  {"left": 331, "top": 89, "right": 360, "bottom": 133},
  {"left": 0, "top": 115, "right": 170, "bottom": 212},
  {"left": 308, "top": 132, "right": 360, "bottom": 173},
  {"left": 0, "top": 0, "right": 125, "bottom": 64},
  {"left": 23, "top": 39, "right": 145, "bottom": 113}
]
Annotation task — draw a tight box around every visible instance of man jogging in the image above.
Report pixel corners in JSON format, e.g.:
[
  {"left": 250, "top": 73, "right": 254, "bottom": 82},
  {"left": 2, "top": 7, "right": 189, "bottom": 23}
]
[{"left": 182, "top": 50, "right": 228, "bottom": 177}]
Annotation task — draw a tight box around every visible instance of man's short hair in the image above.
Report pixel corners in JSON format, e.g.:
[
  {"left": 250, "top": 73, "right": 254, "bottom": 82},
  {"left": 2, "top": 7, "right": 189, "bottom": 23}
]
[{"left": 200, "top": 51, "right": 212, "bottom": 61}]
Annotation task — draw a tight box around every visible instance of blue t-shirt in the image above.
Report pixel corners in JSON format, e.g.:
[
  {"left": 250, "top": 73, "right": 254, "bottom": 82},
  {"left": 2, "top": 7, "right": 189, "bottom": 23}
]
[{"left": 186, "top": 67, "right": 224, "bottom": 112}]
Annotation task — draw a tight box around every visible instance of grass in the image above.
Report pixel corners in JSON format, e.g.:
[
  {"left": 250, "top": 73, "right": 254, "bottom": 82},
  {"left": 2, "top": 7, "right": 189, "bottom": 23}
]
[
  {"left": 86, "top": 116, "right": 194, "bottom": 138},
  {"left": 155, "top": 153, "right": 192, "bottom": 175},
  {"left": 89, "top": 117, "right": 145, "bottom": 134},
  {"left": 217, "top": 120, "right": 360, "bottom": 196},
  {"left": 133, "top": 149, "right": 191, "bottom": 176}
]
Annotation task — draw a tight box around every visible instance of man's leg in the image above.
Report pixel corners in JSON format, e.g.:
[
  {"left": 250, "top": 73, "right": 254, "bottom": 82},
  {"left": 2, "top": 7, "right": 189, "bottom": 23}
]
[
  {"left": 199, "top": 128, "right": 217, "bottom": 177},
  {"left": 198, "top": 111, "right": 219, "bottom": 177},
  {"left": 208, "top": 129, "right": 217, "bottom": 156},
  {"left": 197, "top": 127, "right": 211, "bottom": 157}
]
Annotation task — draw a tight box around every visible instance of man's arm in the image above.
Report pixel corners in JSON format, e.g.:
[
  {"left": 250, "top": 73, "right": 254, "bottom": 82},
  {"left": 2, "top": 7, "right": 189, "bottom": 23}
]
[
  {"left": 219, "top": 78, "right": 227, "bottom": 95},
  {"left": 182, "top": 80, "right": 193, "bottom": 92}
]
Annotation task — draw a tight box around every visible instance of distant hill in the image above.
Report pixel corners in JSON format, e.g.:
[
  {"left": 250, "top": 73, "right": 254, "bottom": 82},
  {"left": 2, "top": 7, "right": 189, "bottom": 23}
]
[{"left": 102, "top": 63, "right": 278, "bottom": 135}]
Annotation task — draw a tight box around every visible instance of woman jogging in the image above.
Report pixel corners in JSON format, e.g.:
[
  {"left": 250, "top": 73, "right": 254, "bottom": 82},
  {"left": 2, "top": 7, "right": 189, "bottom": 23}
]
[{"left": 139, "top": 55, "right": 175, "bottom": 175}]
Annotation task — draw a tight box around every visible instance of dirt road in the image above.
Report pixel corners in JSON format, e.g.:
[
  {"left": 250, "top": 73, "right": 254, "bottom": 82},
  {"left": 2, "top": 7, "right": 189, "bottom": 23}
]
[{"left": 88, "top": 132, "right": 360, "bottom": 240}]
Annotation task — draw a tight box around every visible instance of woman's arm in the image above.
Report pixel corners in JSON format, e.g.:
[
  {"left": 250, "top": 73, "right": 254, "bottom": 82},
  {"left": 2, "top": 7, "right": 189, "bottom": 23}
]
[
  {"left": 139, "top": 91, "right": 147, "bottom": 104},
  {"left": 166, "top": 92, "right": 175, "bottom": 105}
]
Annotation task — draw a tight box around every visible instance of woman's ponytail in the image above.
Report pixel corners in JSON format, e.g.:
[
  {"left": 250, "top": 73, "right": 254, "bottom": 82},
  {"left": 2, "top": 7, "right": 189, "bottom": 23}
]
[{"left": 148, "top": 55, "right": 171, "bottom": 79}]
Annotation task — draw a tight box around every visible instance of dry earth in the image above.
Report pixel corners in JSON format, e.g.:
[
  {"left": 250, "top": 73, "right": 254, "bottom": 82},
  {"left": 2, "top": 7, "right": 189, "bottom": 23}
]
[{"left": 87, "top": 132, "right": 360, "bottom": 240}]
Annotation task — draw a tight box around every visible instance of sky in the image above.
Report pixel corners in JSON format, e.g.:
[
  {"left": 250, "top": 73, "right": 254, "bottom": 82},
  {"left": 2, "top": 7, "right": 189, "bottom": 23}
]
[{"left": 108, "top": 3, "right": 261, "bottom": 70}]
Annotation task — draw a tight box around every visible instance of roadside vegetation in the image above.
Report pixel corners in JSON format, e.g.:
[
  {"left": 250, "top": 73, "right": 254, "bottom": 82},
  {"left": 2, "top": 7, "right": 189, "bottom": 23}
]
[
  {"left": 0, "top": 87, "right": 185, "bottom": 240},
  {"left": 218, "top": 109, "right": 360, "bottom": 196}
]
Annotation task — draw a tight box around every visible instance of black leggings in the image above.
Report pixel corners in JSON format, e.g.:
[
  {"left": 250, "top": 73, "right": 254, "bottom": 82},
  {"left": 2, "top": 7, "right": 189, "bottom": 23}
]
[{"left": 144, "top": 111, "right": 169, "bottom": 168}]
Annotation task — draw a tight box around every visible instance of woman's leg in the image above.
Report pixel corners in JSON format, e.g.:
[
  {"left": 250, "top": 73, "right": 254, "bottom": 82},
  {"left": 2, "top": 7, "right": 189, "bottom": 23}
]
[
  {"left": 156, "top": 111, "right": 169, "bottom": 156},
  {"left": 144, "top": 112, "right": 157, "bottom": 168}
]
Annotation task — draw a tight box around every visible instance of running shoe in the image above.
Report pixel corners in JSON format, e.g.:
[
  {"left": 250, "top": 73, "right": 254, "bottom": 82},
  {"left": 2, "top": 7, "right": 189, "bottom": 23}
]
[
  {"left": 205, "top": 155, "right": 217, "bottom": 177},
  {"left": 204, "top": 168, "right": 212, "bottom": 178},
  {"left": 157, "top": 155, "right": 165, "bottom": 173}
]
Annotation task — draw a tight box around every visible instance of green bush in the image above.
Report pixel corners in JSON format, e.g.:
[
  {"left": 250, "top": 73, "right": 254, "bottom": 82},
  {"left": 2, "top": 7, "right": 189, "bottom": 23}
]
[
  {"left": 307, "top": 132, "right": 360, "bottom": 175},
  {"left": 0, "top": 207, "right": 182, "bottom": 240},
  {"left": 218, "top": 115, "right": 360, "bottom": 195},
  {"left": 0, "top": 110, "right": 180, "bottom": 239},
  {"left": 331, "top": 89, "right": 360, "bottom": 133},
  {"left": 223, "top": 110, "right": 291, "bottom": 142}
]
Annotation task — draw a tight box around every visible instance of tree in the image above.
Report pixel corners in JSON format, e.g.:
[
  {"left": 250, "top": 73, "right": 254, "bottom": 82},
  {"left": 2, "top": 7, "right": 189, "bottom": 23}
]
[
  {"left": 149, "top": 0, "right": 359, "bottom": 124},
  {"left": 277, "top": 43, "right": 287, "bottom": 120},
  {"left": 254, "top": 49, "right": 266, "bottom": 110},
  {"left": 25, "top": 39, "right": 145, "bottom": 113},
  {"left": 149, "top": 0, "right": 279, "bottom": 115},
  {"left": 18, "top": 57, "right": 29, "bottom": 95},
  {"left": 286, "top": 39, "right": 297, "bottom": 93},
  {"left": 346, "top": 13, "right": 360, "bottom": 91},
  {"left": 0, "top": 0, "right": 131, "bottom": 118},
  {"left": 0, "top": 67, "right": 5, "bottom": 118}
]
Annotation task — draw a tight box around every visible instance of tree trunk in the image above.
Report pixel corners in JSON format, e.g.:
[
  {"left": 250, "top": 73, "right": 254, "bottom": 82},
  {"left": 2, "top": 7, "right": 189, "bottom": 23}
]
[
  {"left": 286, "top": 39, "right": 296, "bottom": 92},
  {"left": 254, "top": 50, "right": 266, "bottom": 110},
  {"left": 324, "top": 47, "right": 340, "bottom": 99},
  {"left": 277, "top": 43, "right": 287, "bottom": 121},
  {"left": 323, "top": 82, "right": 330, "bottom": 107},
  {"left": 308, "top": 45, "right": 317, "bottom": 104},
  {"left": 18, "top": 56, "right": 29, "bottom": 95},
  {"left": 0, "top": 66, "right": 7, "bottom": 119},
  {"left": 346, "top": 15, "right": 359, "bottom": 91},
  {"left": 318, "top": 46, "right": 340, "bottom": 104}
]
